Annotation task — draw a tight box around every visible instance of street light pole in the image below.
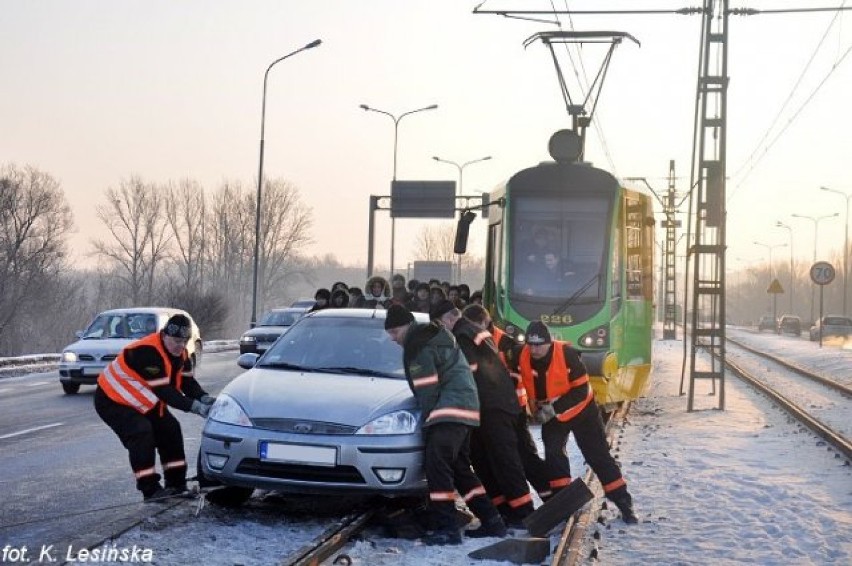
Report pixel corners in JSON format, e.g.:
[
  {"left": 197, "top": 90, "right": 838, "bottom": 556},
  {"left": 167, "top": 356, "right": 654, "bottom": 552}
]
[
  {"left": 775, "top": 221, "right": 794, "bottom": 315},
  {"left": 360, "top": 103, "right": 438, "bottom": 278},
  {"left": 791, "top": 212, "right": 839, "bottom": 324},
  {"left": 820, "top": 186, "right": 851, "bottom": 316},
  {"left": 250, "top": 39, "right": 322, "bottom": 327},
  {"left": 432, "top": 155, "right": 492, "bottom": 283},
  {"left": 753, "top": 241, "right": 787, "bottom": 321}
]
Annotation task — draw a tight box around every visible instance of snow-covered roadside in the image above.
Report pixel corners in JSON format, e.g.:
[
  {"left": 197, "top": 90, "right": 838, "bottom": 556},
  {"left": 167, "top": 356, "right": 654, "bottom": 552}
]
[{"left": 581, "top": 339, "right": 852, "bottom": 565}]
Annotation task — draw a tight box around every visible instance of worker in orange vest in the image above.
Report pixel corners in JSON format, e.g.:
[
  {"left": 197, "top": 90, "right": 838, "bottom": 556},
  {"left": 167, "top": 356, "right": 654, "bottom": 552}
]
[
  {"left": 94, "top": 314, "right": 213, "bottom": 501},
  {"left": 517, "top": 321, "right": 637, "bottom": 523}
]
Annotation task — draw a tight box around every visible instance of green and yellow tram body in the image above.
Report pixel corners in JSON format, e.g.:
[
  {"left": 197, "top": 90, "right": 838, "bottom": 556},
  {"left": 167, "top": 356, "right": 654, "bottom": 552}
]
[{"left": 483, "top": 155, "right": 654, "bottom": 409}]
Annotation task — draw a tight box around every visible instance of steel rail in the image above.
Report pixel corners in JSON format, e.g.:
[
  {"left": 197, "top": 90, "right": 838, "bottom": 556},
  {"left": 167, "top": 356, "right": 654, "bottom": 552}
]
[{"left": 726, "top": 336, "right": 852, "bottom": 397}]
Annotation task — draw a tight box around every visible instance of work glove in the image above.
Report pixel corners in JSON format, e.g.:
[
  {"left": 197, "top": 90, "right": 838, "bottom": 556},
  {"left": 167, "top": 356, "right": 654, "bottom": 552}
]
[
  {"left": 199, "top": 395, "right": 216, "bottom": 405},
  {"left": 190, "top": 400, "right": 211, "bottom": 418},
  {"left": 534, "top": 402, "right": 556, "bottom": 424}
]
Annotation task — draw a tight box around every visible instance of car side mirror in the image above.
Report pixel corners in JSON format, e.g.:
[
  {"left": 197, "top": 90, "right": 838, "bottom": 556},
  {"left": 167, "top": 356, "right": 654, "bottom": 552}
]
[
  {"left": 75, "top": 330, "right": 84, "bottom": 339},
  {"left": 237, "top": 353, "right": 260, "bottom": 370}
]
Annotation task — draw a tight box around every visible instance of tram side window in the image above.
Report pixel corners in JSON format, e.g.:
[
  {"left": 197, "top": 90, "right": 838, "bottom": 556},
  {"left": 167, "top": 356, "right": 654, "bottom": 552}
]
[{"left": 625, "top": 196, "right": 646, "bottom": 300}]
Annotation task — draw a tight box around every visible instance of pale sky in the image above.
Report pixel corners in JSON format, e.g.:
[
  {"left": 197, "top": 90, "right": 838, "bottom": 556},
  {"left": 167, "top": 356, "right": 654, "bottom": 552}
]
[{"left": 2, "top": 0, "right": 851, "bottom": 277}]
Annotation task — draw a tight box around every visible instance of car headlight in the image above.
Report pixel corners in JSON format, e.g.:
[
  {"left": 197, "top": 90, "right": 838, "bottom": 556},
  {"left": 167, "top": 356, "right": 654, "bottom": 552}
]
[
  {"left": 208, "top": 394, "right": 253, "bottom": 427},
  {"left": 356, "top": 410, "right": 419, "bottom": 435},
  {"left": 61, "top": 351, "right": 78, "bottom": 362},
  {"left": 240, "top": 335, "right": 256, "bottom": 344}
]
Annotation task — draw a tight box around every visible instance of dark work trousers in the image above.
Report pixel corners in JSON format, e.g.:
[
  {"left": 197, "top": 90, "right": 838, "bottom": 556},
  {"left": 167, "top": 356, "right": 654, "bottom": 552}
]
[
  {"left": 539, "top": 401, "right": 629, "bottom": 501},
  {"left": 423, "top": 422, "right": 500, "bottom": 532},
  {"left": 94, "top": 387, "right": 188, "bottom": 495},
  {"left": 513, "top": 412, "right": 564, "bottom": 499},
  {"left": 469, "top": 409, "right": 534, "bottom": 521}
]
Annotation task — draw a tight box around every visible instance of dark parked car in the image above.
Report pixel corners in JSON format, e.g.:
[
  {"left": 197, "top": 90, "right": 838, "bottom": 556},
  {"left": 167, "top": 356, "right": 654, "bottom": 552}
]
[
  {"left": 199, "top": 308, "right": 429, "bottom": 505},
  {"left": 239, "top": 307, "right": 310, "bottom": 355},
  {"left": 776, "top": 315, "right": 802, "bottom": 336},
  {"left": 757, "top": 315, "right": 776, "bottom": 333},
  {"left": 809, "top": 315, "right": 852, "bottom": 342}
]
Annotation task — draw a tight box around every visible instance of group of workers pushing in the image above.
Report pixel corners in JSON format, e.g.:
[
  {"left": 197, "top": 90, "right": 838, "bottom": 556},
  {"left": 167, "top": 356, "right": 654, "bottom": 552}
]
[{"left": 94, "top": 272, "right": 636, "bottom": 545}]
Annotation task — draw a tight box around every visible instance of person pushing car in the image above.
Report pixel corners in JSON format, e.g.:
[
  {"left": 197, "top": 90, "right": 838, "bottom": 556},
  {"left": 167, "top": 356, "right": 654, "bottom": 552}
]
[{"left": 94, "top": 314, "right": 214, "bottom": 501}]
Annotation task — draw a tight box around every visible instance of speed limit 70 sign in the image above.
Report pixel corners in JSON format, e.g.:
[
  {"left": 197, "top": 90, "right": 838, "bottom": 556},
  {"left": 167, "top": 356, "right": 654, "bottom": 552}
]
[{"left": 810, "top": 261, "right": 836, "bottom": 286}]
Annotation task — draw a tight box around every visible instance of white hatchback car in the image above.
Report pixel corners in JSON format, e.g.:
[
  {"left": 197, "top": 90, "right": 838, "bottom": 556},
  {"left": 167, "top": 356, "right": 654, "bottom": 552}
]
[{"left": 58, "top": 307, "right": 202, "bottom": 394}]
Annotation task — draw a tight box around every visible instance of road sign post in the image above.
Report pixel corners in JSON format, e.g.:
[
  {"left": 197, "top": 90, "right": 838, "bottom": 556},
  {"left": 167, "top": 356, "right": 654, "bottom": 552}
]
[{"left": 809, "top": 261, "right": 836, "bottom": 347}]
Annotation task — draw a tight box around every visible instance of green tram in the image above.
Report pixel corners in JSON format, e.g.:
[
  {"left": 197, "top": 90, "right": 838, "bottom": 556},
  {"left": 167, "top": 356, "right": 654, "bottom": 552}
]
[{"left": 480, "top": 133, "right": 655, "bottom": 409}]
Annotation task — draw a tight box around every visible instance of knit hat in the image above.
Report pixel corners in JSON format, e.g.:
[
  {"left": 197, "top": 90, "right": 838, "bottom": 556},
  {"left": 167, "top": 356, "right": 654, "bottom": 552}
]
[
  {"left": 163, "top": 314, "right": 192, "bottom": 339},
  {"left": 430, "top": 300, "right": 457, "bottom": 321},
  {"left": 525, "top": 321, "right": 552, "bottom": 345},
  {"left": 384, "top": 304, "right": 414, "bottom": 330}
]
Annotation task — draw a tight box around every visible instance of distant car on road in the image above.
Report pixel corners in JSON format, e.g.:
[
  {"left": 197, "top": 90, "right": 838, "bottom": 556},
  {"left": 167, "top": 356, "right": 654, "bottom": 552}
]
[
  {"left": 757, "top": 315, "right": 776, "bottom": 333},
  {"left": 776, "top": 315, "right": 802, "bottom": 337},
  {"left": 59, "top": 307, "right": 202, "bottom": 395},
  {"left": 238, "top": 306, "right": 310, "bottom": 355},
  {"left": 809, "top": 315, "right": 852, "bottom": 342},
  {"left": 199, "top": 308, "right": 429, "bottom": 505}
]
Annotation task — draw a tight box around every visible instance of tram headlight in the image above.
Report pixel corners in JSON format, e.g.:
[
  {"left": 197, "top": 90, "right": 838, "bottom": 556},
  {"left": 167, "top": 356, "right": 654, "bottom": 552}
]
[{"left": 579, "top": 326, "right": 609, "bottom": 348}]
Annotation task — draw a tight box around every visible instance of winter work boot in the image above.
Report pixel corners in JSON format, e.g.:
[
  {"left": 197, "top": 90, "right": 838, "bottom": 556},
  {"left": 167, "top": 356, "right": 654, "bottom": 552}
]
[
  {"left": 613, "top": 494, "right": 638, "bottom": 524},
  {"left": 143, "top": 486, "right": 178, "bottom": 503},
  {"left": 465, "top": 514, "right": 508, "bottom": 538}
]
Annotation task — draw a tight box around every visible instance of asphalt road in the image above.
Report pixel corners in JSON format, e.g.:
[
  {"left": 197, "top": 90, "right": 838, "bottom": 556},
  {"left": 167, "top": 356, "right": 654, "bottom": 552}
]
[{"left": 0, "top": 350, "right": 242, "bottom": 557}]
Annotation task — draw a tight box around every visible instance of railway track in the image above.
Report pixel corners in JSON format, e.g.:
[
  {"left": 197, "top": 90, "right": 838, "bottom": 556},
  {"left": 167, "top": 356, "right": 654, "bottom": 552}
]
[{"left": 724, "top": 338, "right": 852, "bottom": 460}]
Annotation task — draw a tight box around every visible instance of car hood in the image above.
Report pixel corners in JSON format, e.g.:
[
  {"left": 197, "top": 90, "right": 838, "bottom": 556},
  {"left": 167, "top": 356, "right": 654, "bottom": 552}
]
[
  {"left": 224, "top": 368, "right": 416, "bottom": 426},
  {"left": 242, "top": 326, "right": 291, "bottom": 338},
  {"left": 63, "top": 338, "right": 132, "bottom": 356}
]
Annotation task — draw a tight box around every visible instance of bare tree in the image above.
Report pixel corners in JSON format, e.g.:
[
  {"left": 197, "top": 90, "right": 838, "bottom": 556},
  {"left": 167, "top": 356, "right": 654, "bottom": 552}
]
[
  {"left": 0, "top": 164, "right": 74, "bottom": 352},
  {"left": 413, "top": 222, "right": 458, "bottom": 262},
  {"left": 92, "top": 177, "right": 172, "bottom": 304},
  {"left": 257, "top": 178, "right": 313, "bottom": 312},
  {"left": 165, "top": 178, "right": 207, "bottom": 290}
]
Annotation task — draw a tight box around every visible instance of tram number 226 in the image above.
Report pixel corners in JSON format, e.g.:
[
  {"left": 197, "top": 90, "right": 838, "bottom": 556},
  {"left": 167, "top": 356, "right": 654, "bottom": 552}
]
[{"left": 540, "top": 314, "right": 573, "bottom": 325}]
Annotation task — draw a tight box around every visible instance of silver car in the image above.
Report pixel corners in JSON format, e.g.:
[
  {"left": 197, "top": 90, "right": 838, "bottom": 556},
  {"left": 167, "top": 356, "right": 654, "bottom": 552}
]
[
  {"left": 199, "top": 308, "right": 428, "bottom": 503},
  {"left": 58, "top": 307, "right": 202, "bottom": 394}
]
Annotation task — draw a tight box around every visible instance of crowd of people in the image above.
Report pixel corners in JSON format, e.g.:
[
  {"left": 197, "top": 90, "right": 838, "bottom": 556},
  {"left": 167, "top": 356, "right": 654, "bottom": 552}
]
[{"left": 305, "top": 274, "right": 483, "bottom": 314}]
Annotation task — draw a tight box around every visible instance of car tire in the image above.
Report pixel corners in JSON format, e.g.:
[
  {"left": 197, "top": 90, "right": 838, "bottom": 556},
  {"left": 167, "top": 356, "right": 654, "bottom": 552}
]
[
  {"left": 205, "top": 486, "right": 254, "bottom": 508},
  {"left": 61, "top": 382, "right": 80, "bottom": 395}
]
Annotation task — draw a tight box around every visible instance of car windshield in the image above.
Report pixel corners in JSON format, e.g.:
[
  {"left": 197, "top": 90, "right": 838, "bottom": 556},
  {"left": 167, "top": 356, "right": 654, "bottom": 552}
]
[
  {"left": 260, "top": 311, "right": 298, "bottom": 326},
  {"left": 82, "top": 313, "right": 159, "bottom": 339},
  {"left": 259, "top": 316, "right": 404, "bottom": 379},
  {"left": 824, "top": 316, "right": 852, "bottom": 326}
]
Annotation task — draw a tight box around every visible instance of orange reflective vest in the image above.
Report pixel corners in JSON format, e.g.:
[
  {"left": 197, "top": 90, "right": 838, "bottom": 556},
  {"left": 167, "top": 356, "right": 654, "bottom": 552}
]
[
  {"left": 97, "top": 333, "right": 186, "bottom": 415},
  {"left": 518, "top": 341, "right": 593, "bottom": 422},
  {"left": 491, "top": 326, "right": 529, "bottom": 409}
]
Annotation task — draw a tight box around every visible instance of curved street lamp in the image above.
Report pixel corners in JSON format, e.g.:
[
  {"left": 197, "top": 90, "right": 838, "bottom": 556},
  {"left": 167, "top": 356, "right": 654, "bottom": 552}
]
[
  {"left": 820, "top": 186, "right": 851, "bottom": 316},
  {"left": 791, "top": 212, "right": 839, "bottom": 323},
  {"left": 250, "top": 39, "right": 322, "bottom": 327},
  {"left": 359, "top": 103, "right": 438, "bottom": 277},
  {"left": 431, "top": 155, "right": 492, "bottom": 196},
  {"left": 432, "top": 155, "right": 492, "bottom": 283}
]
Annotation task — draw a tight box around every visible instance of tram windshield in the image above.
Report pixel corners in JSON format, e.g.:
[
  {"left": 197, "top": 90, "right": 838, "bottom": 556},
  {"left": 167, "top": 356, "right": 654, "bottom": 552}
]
[{"left": 510, "top": 193, "right": 609, "bottom": 317}]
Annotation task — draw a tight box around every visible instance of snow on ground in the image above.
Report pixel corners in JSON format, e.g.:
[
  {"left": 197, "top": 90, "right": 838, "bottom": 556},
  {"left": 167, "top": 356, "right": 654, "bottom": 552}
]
[{"left": 104, "top": 331, "right": 851, "bottom": 565}]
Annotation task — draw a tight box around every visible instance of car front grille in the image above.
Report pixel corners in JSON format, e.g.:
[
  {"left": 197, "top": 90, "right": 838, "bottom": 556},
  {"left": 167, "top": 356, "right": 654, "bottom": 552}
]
[
  {"left": 235, "top": 459, "right": 366, "bottom": 484},
  {"left": 102, "top": 354, "right": 117, "bottom": 361},
  {"left": 252, "top": 419, "right": 358, "bottom": 435},
  {"left": 78, "top": 354, "right": 96, "bottom": 361},
  {"left": 256, "top": 334, "right": 281, "bottom": 343}
]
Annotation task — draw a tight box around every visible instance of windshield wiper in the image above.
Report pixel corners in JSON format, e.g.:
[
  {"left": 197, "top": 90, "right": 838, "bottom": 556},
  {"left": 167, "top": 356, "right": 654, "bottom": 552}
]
[
  {"left": 256, "top": 361, "right": 316, "bottom": 372},
  {"left": 551, "top": 272, "right": 601, "bottom": 316},
  {"left": 313, "top": 366, "right": 397, "bottom": 378}
]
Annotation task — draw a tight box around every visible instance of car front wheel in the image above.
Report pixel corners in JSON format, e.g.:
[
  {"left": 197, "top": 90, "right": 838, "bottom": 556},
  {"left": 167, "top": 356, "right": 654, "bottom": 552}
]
[{"left": 61, "top": 382, "right": 80, "bottom": 395}]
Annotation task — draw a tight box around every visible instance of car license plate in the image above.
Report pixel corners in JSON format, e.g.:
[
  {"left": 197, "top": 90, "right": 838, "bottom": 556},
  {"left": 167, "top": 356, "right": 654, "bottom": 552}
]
[{"left": 259, "top": 442, "right": 336, "bottom": 466}]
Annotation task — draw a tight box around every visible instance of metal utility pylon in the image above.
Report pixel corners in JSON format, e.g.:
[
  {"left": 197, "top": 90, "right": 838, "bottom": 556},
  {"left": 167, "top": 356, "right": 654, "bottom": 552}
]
[
  {"left": 686, "top": 0, "right": 728, "bottom": 411},
  {"left": 662, "top": 160, "right": 679, "bottom": 340}
]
